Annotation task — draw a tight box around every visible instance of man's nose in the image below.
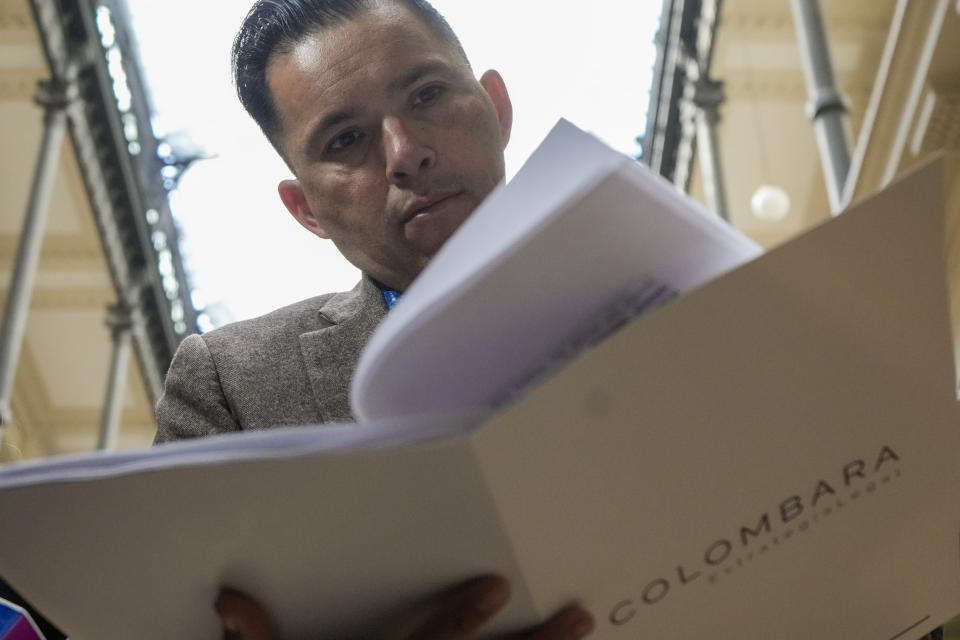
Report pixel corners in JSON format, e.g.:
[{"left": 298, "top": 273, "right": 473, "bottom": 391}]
[{"left": 382, "top": 117, "right": 435, "bottom": 185}]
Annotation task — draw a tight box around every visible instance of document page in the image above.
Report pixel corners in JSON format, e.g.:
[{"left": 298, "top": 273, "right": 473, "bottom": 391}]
[
  {"left": 0, "top": 432, "right": 533, "bottom": 640},
  {"left": 0, "top": 412, "right": 481, "bottom": 489},
  {"left": 469, "top": 156, "right": 960, "bottom": 640}
]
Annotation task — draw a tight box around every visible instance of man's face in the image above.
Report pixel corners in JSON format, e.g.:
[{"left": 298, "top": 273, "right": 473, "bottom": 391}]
[{"left": 269, "top": 3, "right": 512, "bottom": 292}]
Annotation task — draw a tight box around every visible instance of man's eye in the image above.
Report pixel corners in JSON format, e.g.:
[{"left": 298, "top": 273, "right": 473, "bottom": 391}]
[
  {"left": 412, "top": 84, "right": 444, "bottom": 107},
  {"left": 327, "top": 129, "right": 364, "bottom": 153}
]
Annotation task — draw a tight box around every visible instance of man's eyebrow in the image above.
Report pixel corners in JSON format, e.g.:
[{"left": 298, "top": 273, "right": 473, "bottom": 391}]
[{"left": 386, "top": 60, "right": 453, "bottom": 93}]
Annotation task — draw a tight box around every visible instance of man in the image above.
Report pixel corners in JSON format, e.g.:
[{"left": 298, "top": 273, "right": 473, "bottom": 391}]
[
  {"left": 156, "top": 0, "right": 595, "bottom": 638},
  {"left": 154, "top": 0, "right": 511, "bottom": 441}
]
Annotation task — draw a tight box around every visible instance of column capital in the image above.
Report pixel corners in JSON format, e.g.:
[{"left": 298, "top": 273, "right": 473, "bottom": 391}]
[
  {"left": 34, "top": 76, "right": 79, "bottom": 114},
  {"left": 105, "top": 302, "right": 134, "bottom": 339},
  {"left": 805, "top": 86, "right": 849, "bottom": 121},
  {"left": 689, "top": 76, "right": 726, "bottom": 112}
]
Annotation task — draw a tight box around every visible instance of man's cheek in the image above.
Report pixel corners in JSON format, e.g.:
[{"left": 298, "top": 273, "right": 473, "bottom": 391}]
[{"left": 430, "top": 93, "right": 489, "bottom": 133}]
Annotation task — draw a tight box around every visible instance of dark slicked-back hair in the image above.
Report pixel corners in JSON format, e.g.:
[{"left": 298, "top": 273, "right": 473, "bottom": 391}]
[{"left": 232, "top": 0, "right": 467, "bottom": 155}]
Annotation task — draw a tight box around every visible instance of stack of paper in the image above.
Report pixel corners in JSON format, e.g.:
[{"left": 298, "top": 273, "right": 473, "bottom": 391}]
[{"left": 0, "top": 124, "right": 956, "bottom": 640}]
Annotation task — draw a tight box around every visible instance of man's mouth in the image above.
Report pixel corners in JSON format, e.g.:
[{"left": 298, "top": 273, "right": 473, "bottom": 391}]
[{"left": 400, "top": 191, "right": 462, "bottom": 225}]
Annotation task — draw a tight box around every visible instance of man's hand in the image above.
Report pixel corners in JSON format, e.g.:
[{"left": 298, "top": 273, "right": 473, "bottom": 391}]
[
  {"left": 215, "top": 575, "right": 595, "bottom": 639},
  {"left": 216, "top": 587, "right": 275, "bottom": 640}
]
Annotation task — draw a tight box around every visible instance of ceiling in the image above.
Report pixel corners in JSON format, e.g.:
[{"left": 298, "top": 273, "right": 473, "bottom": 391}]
[{"left": 687, "top": 0, "right": 898, "bottom": 247}]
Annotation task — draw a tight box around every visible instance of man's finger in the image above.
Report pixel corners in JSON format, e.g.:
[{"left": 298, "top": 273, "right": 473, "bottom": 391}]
[
  {"left": 215, "top": 588, "right": 276, "bottom": 640},
  {"left": 396, "top": 575, "right": 511, "bottom": 640},
  {"left": 507, "top": 604, "right": 594, "bottom": 640}
]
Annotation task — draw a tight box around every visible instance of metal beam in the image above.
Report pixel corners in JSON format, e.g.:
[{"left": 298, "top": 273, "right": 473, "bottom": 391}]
[{"left": 27, "top": 0, "right": 199, "bottom": 412}]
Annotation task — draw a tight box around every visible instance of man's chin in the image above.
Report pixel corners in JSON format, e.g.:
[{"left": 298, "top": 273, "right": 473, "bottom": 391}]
[{"left": 402, "top": 211, "right": 466, "bottom": 257}]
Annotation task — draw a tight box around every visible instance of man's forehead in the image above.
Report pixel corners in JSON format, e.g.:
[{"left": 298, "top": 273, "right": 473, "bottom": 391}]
[{"left": 271, "top": 6, "right": 462, "bottom": 96}]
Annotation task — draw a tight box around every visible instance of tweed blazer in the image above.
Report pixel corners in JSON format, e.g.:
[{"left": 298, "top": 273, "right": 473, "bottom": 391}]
[{"left": 154, "top": 276, "right": 388, "bottom": 443}]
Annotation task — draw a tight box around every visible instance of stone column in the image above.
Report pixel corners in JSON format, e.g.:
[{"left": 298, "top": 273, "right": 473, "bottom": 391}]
[
  {"left": 790, "top": 0, "right": 852, "bottom": 214},
  {"left": 0, "top": 75, "right": 77, "bottom": 442},
  {"left": 97, "top": 303, "right": 134, "bottom": 451},
  {"left": 689, "top": 75, "right": 730, "bottom": 221}
]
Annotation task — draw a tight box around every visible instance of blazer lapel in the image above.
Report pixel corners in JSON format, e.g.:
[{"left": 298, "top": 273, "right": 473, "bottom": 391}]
[{"left": 298, "top": 276, "right": 388, "bottom": 423}]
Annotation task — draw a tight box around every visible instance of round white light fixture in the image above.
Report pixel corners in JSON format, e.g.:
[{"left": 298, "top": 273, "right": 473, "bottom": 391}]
[{"left": 750, "top": 185, "right": 791, "bottom": 221}]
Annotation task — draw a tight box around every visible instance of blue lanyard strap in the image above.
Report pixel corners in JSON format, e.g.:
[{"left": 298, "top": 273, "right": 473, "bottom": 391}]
[{"left": 381, "top": 288, "right": 401, "bottom": 310}]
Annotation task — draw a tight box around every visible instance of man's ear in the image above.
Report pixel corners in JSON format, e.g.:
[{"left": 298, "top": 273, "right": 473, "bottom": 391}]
[
  {"left": 278, "top": 179, "right": 330, "bottom": 239},
  {"left": 479, "top": 69, "right": 512, "bottom": 148}
]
